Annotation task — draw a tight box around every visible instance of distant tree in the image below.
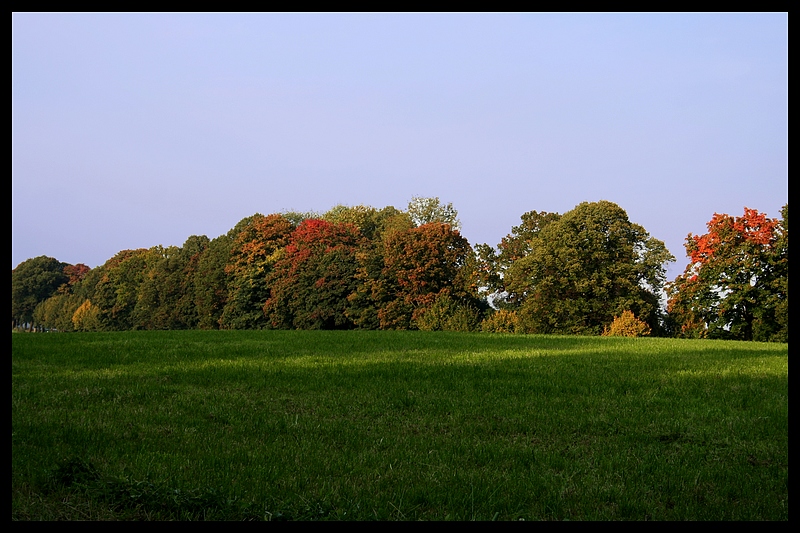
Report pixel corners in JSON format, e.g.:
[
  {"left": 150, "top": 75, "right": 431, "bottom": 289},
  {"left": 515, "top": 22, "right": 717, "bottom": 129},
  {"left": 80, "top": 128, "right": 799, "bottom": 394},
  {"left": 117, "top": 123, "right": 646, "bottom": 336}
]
[
  {"left": 356, "top": 222, "right": 481, "bottom": 330},
  {"left": 90, "top": 249, "right": 149, "bottom": 330},
  {"left": 62, "top": 264, "right": 91, "bottom": 289},
  {"left": 476, "top": 210, "right": 561, "bottom": 308},
  {"left": 345, "top": 209, "right": 416, "bottom": 329},
  {"left": 193, "top": 234, "right": 233, "bottom": 330},
  {"left": 666, "top": 205, "right": 788, "bottom": 342},
  {"left": 71, "top": 299, "right": 102, "bottom": 332},
  {"left": 772, "top": 204, "right": 789, "bottom": 340},
  {"left": 492, "top": 201, "right": 674, "bottom": 335},
  {"left": 322, "top": 204, "right": 410, "bottom": 242},
  {"left": 219, "top": 214, "right": 294, "bottom": 329},
  {"left": 33, "top": 292, "right": 84, "bottom": 332},
  {"left": 280, "top": 209, "right": 323, "bottom": 227},
  {"left": 172, "top": 235, "right": 211, "bottom": 329},
  {"left": 406, "top": 196, "right": 461, "bottom": 230},
  {"left": 264, "top": 219, "right": 363, "bottom": 330},
  {"left": 131, "top": 242, "right": 207, "bottom": 330},
  {"left": 12, "top": 256, "right": 69, "bottom": 329},
  {"left": 28, "top": 262, "right": 92, "bottom": 331}
]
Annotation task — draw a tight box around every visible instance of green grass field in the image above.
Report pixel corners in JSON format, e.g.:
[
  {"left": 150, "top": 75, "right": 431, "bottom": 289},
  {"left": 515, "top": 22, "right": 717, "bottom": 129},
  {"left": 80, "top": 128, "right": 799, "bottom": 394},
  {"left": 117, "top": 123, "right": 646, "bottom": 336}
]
[{"left": 12, "top": 331, "right": 788, "bottom": 520}]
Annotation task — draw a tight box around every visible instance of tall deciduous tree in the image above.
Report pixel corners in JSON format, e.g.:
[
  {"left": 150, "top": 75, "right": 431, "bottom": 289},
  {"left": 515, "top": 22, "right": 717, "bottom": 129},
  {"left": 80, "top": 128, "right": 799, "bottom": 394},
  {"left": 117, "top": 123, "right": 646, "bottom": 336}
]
[
  {"left": 193, "top": 234, "right": 233, "bottom": 330},
  {"left": 355, "top": 222, "right": 480, "bottom": 330},
  {"left": 12, "top": 256, "right": 69, "bottom": 329},
  {"left": 90, "top": 249, "right": 150, "bottom": 330},
  {"left": 264, "top": 219, "right": 363, "bottom": 330},
  {"left": 493, "top": 201, "right": 674, "bottom": 335},
  {"left": 667, "top": 205, "right": 788, "bottom": 341},
  {"left": 476, "top": 210, "right": 561, "bottom": 308},
  {"left": 219, "top": 214, "right": 294, "bottom": 329}
]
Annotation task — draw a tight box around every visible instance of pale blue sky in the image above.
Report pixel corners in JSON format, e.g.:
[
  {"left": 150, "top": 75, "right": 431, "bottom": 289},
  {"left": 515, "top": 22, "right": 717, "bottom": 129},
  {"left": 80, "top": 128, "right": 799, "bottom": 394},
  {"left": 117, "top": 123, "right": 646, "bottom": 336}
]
[{"left": 12, "top": 13, "right": 788, "bottom": 282}]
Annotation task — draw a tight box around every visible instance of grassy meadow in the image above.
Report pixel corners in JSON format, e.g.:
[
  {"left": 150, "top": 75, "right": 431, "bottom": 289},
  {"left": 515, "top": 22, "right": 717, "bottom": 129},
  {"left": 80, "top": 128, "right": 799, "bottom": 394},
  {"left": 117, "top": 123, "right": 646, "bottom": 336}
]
[{"left": 12, "top": 330, "right": 788, "bottom": 520}]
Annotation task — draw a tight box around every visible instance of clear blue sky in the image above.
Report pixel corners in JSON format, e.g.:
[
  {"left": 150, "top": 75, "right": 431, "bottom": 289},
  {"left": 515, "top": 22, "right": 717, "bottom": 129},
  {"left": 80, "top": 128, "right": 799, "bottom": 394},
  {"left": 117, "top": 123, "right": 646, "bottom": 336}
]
[{"left": 12, "top": 13, "right": 788, "bottom": 282}]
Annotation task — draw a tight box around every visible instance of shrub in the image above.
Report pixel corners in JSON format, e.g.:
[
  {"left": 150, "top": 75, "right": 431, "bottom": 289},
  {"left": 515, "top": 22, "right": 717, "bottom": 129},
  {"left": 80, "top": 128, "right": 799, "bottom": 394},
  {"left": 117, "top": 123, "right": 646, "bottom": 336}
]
[
  {"left": 602, "top": 310, "right": 651, "bottom": 337},
  {"left": 416, "top": 294, "right": 482, "bottom": 332},
  {"left": 480, "top": 309, "right": 520, "bottom": 334}
]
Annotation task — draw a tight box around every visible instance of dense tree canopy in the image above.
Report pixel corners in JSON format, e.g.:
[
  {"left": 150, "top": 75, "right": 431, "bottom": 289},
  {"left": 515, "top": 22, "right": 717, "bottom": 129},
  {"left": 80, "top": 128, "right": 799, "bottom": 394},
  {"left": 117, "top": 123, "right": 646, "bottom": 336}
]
[
  {"left": 12, "top": 197, "right": 787, "bottom": 341},
  {"left": 264, "top": 219, "right": 364, "bottom": 329},
  {"left": 666, "top": 205, "right": 788, "bottom": 341},
  {"left": 480, "top": 201, "right": 674, "bottom": 335},
  {"left": 90, "top": 249, "right": 149, "bottom": 331},
  {"left": 476, "top": 210, "right": 561, "bottom": 308},
  {"left": 219, "top": 214, "right": 294, "bottom": 329},
  {"left": 366, "top": 222, "right": 480, "bottom": 330},
  {"left": 12, "top": 256, "right": 70, "bottom": 329}
]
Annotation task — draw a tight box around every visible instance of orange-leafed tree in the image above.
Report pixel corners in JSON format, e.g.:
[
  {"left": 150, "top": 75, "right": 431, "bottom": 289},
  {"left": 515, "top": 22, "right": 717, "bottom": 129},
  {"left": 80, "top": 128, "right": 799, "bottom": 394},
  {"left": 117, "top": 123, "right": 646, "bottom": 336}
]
[
  {"left": 667, "top": 205, "right": 788, "bottom": 341},
  {"left": 219, "top": 214, "right": 294, "bottom": 329}
]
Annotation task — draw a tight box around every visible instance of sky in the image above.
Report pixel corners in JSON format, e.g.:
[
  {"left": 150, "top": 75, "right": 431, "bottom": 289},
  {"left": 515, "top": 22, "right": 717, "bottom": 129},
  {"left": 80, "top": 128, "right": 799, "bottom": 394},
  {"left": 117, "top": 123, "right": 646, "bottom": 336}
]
[{"left": 12, "top": 13, "right": 788, "bottom": 282}]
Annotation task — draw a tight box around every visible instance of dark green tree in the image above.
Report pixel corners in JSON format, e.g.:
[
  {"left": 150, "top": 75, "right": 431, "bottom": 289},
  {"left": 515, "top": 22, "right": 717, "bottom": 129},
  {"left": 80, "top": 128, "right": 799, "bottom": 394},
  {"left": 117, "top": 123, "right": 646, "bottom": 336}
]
[
  {"left": 12, "top": 256, "right": 69, "bottom": 329},
  {"left": 495, "top": 201, "right": 674, "bottom": 335},
  {"left": 476, "top": 210, "right": 561, "bottom": 308},
  {"left": 130, "top": 238, "right": 209, "bottom": 330},
  {"left": 192, "top": 234, "right": 233, "bottom": 330}
]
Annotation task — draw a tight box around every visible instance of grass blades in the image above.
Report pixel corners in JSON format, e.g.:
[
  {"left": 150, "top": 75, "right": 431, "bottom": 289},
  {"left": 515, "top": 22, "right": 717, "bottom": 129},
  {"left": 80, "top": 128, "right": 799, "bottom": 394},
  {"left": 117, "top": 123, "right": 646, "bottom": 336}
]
[{"left": 12, "top": 331, "right": 788, "bottom": 520}]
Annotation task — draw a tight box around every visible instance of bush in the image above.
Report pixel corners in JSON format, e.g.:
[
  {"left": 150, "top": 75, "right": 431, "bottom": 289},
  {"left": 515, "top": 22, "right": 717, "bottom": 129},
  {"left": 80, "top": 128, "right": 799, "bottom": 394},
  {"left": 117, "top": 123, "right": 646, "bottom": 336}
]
[
  {"left": 602, "top": 310, "right": 651, "bottom": 337},
  {"left": 480, "top": 309, "right": 520, "bottom": 334},
  {"left": 416, "top": 294, "right": 482, "bottom": 332}
]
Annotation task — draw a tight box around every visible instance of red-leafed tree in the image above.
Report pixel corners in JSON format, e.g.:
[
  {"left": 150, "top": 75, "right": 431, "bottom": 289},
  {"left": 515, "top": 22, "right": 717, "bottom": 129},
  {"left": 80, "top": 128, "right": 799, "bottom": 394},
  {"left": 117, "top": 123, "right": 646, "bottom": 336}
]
[
  {"left": 62, "top": 263, "right": 91, "bottom": 288},
  {"left": 667, "top": 205, "right": 788, "bottom": 341},
  {"left": 264, "top": 219, "right": 363, "bottom": 329}
]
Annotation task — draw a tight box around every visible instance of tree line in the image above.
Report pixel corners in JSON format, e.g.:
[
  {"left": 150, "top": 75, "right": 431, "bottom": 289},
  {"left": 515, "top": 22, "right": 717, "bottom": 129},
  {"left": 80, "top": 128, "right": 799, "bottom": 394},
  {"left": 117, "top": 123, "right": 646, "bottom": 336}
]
[{"left": 12, "top": 198, "right": 788, "bottom": 342}]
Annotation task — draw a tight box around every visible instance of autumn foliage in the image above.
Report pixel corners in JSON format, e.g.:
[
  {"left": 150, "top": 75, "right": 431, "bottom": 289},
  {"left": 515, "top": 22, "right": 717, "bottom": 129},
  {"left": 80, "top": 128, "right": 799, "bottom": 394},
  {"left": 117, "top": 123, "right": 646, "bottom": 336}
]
[
  {"left": 667, "top": 205, "right": 788, "bottom": 341},
  {"left": 264, "top": 219, "right": 363, "bottom": 330},
  {"left": 602, "top": 311, "right": 651, "bottom": 337},
  {"left": 14, "top": 199, "right": 787, "bottom": 342}
]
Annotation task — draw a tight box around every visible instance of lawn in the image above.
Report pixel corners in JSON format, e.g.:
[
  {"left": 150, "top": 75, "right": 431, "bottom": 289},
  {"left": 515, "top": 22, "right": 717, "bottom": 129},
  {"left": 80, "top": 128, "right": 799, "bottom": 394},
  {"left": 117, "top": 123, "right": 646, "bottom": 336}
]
[{"left": 12, "top": 330, "right": 788, "bottom": 520}]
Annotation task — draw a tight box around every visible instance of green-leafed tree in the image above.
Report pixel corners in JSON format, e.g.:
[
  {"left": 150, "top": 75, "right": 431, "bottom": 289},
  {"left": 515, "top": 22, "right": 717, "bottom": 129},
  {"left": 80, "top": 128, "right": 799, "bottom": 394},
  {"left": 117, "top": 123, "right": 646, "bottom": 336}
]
[
  {"left": 666, "top": 205, "right": 787, "bottom": 342},
  {"left": 29, "top": 262, "right": 92, "bottom": 332},
  {"left": 12, "top": 256, "right": 70, "bottom": 330},
  {"left": 280, "top": 210, "right": 322, "bottom": 228},
  {"left": 32, "top": 292, "right": 84, "bottom": 332},
  {"left": 131, "top": 239, "right": 209, "bottom": 331},
  {"left": 497, "top": 201, "right": 674, "bottom": 335},
  {"left": 476, "top": 210, "right": 562, "bottom": 309},
  {"left": 193, "top": 234, "right": 233, "bottom": 330},
  {"left": 90, "top": 249, "right": 150, "bottom": 331}
]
